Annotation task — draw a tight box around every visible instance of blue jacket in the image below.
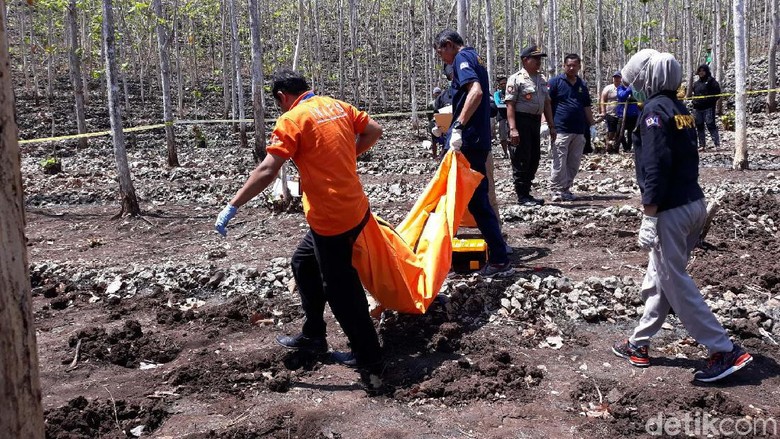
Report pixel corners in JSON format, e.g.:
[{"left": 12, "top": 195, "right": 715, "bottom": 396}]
[
  {"left": 616, "top": 85, "right": 640, "bottom": 118},
  {"left": 633, "top": 91, "right": 704, "bottom": 212},
  {"left": 448, "top": 47, "right": 492, "bottom": 151}
]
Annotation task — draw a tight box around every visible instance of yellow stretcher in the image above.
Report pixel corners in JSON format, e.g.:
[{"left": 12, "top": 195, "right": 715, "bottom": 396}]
[{"left": 351, "top": 150, "right": 484, "bottom": 314}]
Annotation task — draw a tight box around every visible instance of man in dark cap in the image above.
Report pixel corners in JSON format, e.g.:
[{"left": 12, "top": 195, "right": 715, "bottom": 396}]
[
  {"left": 599, "top": 71, "right": 623, "bottom": 152},
  {"left": 504, "top": 45, "right": 556, "bottom": 206},
  {"left": 691, "top": 64, "right": 721, "bottom": 150}
]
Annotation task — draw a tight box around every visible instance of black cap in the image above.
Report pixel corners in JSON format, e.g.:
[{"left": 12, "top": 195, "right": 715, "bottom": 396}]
[
  {"left": 612, "top": 71, "right": 622, "bottom": 77},
  {"left": 520, "top": 45, "right": 547, "bottom": 58}
]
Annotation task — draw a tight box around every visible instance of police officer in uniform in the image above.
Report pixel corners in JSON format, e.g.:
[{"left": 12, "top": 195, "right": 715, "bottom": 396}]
[{"left": 505, "top": 45, "right": 556, "bottom": 206}]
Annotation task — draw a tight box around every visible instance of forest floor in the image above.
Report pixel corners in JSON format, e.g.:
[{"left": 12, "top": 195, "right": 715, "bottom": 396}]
[{"left": 17, "top": 89, "right": 780, "bottom": 438}]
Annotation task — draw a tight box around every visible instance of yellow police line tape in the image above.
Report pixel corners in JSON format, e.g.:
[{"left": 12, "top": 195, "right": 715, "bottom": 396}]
[
  {"left": 600, "top": 87, "right": 780, "bottom": 107},
  {"left": 18, "top": 111, "right": 425, "bottom": 145},
  {"left": 19, "top": 88, "right": 780, "bottom": 145}
]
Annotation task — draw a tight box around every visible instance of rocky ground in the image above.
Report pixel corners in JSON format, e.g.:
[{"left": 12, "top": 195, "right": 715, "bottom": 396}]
[{"left": 15, "top": 80, "right": 780, "bottom": 438}]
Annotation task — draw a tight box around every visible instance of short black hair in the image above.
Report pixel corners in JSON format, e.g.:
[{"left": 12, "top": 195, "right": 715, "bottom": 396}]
[
  {"left": 271, "top": 69, "right": 309, "bottom": 97},
  {"left": 563, "top": 53, "right": 581, "bottom": 64},
  {"left": 434, "top": 29, "right": 464, "bottom": 49},
  {"left": 496, "top": 74, "right": 507, "bottom": 82}
]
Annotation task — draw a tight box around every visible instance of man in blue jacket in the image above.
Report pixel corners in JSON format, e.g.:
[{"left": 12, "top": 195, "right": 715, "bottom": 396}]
[
  {"left": 612, "top": 49, "right": 752, "bottom": 383},
  {"left": 615, "top": 81, "right": 640, "bottom": 152},
  {"left": 434, "top": 29, "right": 510, "bottom": 277}
]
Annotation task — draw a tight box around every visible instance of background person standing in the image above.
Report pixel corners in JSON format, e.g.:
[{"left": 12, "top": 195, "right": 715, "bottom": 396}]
[
  {"left": 691, "top": 64, "right": 721, "bottom": 150},
  {"left": 600, "top": 71, "right": 622, "bottom": 153},
  {"left": 493, "top": 75, "right": 509, "bottom": 158},
  {"left": 615, "top": 81, "right": 640, "bottom": 152},
  {"left": 547, "top": 53, "right": 595, "bottom": 202},
  {"left": 504, "top": 45, "right": 555, "bottom": 206}
]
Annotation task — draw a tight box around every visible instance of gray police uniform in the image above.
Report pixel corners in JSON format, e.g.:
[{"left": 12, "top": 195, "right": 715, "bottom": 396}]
[{"left": 504, "top": 68, "right": 548, "bottom": 200}]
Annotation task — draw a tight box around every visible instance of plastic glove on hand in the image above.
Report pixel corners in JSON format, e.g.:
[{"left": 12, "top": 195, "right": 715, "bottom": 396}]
[
  {"left": 449, "top": 128, "right": 463, "bottom": 151},
  {"left": 431, "top": 125, "right": 442, "bottom": 137},
  {"left": 638, "top": 215, "right": 658, "bottom": 249},
  {"left": 215, "top": 204, "right": 238, "bottom": 237},
  {"left": 539, "top": 123, "right": 550, "bottom": 139},
  {"left": 590, "top": 125, "right": 598, "bottom": 140}
]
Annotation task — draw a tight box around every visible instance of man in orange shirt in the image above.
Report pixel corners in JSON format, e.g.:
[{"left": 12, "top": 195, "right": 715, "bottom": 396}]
[{"left": 214, "top": 70, "right": 384, "bottom": 384}]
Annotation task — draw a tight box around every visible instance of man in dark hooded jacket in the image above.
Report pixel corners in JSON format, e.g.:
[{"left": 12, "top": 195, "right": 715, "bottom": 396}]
[{"left": 690, "top": 64, "right": 721, "bottom": 150}]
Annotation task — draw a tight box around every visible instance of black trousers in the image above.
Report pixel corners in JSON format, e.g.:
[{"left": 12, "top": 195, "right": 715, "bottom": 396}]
[
  {"left": 509, "top": 112, "right": 542, "bottom": 199},
  {"left": 619, "top": 116, "right": 638, "bottom": 152},
  {"left": 290, "top": 210, "right": 381, "bottom": 366}
]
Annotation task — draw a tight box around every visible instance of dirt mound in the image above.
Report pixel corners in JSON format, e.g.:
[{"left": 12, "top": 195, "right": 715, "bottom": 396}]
[
  {"left": 693, "top": 192, "right": 780, "bottom": 299},
  {"left": 167, "top": 349, "right": 298, "bottom": 397},
  {"left": 182, "top": 406, "right": 341, "bottom": 439},
  {"left": 67, "top": 320, "right": 181, "bottom": 368},
  {"left": 45, "top": 396, "right": 169, "bottom": 439},
  {"left": 572, "top": 379, "right": 747, "bottom": 436},
  {"left": 394, "top": 350, "right": 543, "bottom": 404}
]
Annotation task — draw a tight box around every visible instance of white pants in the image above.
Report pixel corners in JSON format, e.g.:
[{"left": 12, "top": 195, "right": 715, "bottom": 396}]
[
  {"left": 629, "top": 199, "right": 733, "bottom": 355},
  {"left": 549, "top": 133, "right": 585, "bottom": 193}
]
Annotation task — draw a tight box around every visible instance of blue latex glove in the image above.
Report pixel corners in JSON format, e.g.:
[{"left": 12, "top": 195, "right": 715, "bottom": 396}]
[
  {"left": 215, "top": 204, "right": 238, "bottom": 237},
  {"left": 590, "top": 125, "right": 597, "bottom": 140}
]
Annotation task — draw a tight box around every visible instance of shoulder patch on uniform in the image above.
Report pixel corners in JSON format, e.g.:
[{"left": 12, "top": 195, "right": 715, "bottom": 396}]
[
  {"left": 644, "top": 115, "right": 661, "bottom": 128},
  {"left": 459, "top": 61, "right": 471, "bottom": 70},
  {"left": 507, "top": 85, "right": 515, "bottom": 94}
]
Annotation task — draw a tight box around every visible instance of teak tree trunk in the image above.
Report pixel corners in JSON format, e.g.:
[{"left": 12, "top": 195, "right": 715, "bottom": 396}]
[
  {"left": 220, "top": 0, "right": 231, "bottom": 119},
  {"left": 67, "top": 0, "right": 88, "bottom": 148},
  {"left": 734, "top": 0, "right": 750, "bottom": 170},
  {"left": 409, "top": 0, "right": 419, "bottom": 129},
  {"left": 768, "top": 0, "right": 778, "bottom": 112},
  {"left": 248, "top": 0, "right": 267, "bottom": 162},
  {"left": 0, "top": 3, "right": 45, "bottom": 436},
  {"left": 228, "top": 0, "right": 248, "bottom": 149},
  {"left": 152, "top": 0, "right": 180, "bottom": 167},
  {"left": 103, "top": 0, "right": 141, "bottom": 216}
]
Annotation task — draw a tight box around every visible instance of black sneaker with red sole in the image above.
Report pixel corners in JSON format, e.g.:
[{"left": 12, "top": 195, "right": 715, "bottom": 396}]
[
  {"left": 693, "top": 344, "right": 753, "bottom": 383},
  {"left": 612, "top": 339, "right": 650, "bottom": 367}
]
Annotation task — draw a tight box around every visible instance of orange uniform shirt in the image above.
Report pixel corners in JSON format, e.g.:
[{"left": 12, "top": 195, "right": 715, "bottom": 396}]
[{"left": 266, "top": 92, "right": 371, "bottom": 236}]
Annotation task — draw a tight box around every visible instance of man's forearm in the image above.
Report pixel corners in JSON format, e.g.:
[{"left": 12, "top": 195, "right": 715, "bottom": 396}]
[
  {"left": 356, "top": 119, "right": 383, "bottom": 156},
  {"left": 544, "top": 100, "right": 554, "bottom": 128},
  {"left": 229, "top": 154, "right": 286, "bottom": 207},
  {"left": 585, "top": 107, "right": 596, "bottom": 126},
  {"left": 506, "top": 102, "right": 516, "bottom": 130},
  {"left": 458, "top": 82, "right": 483, "bottom": 125}
]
